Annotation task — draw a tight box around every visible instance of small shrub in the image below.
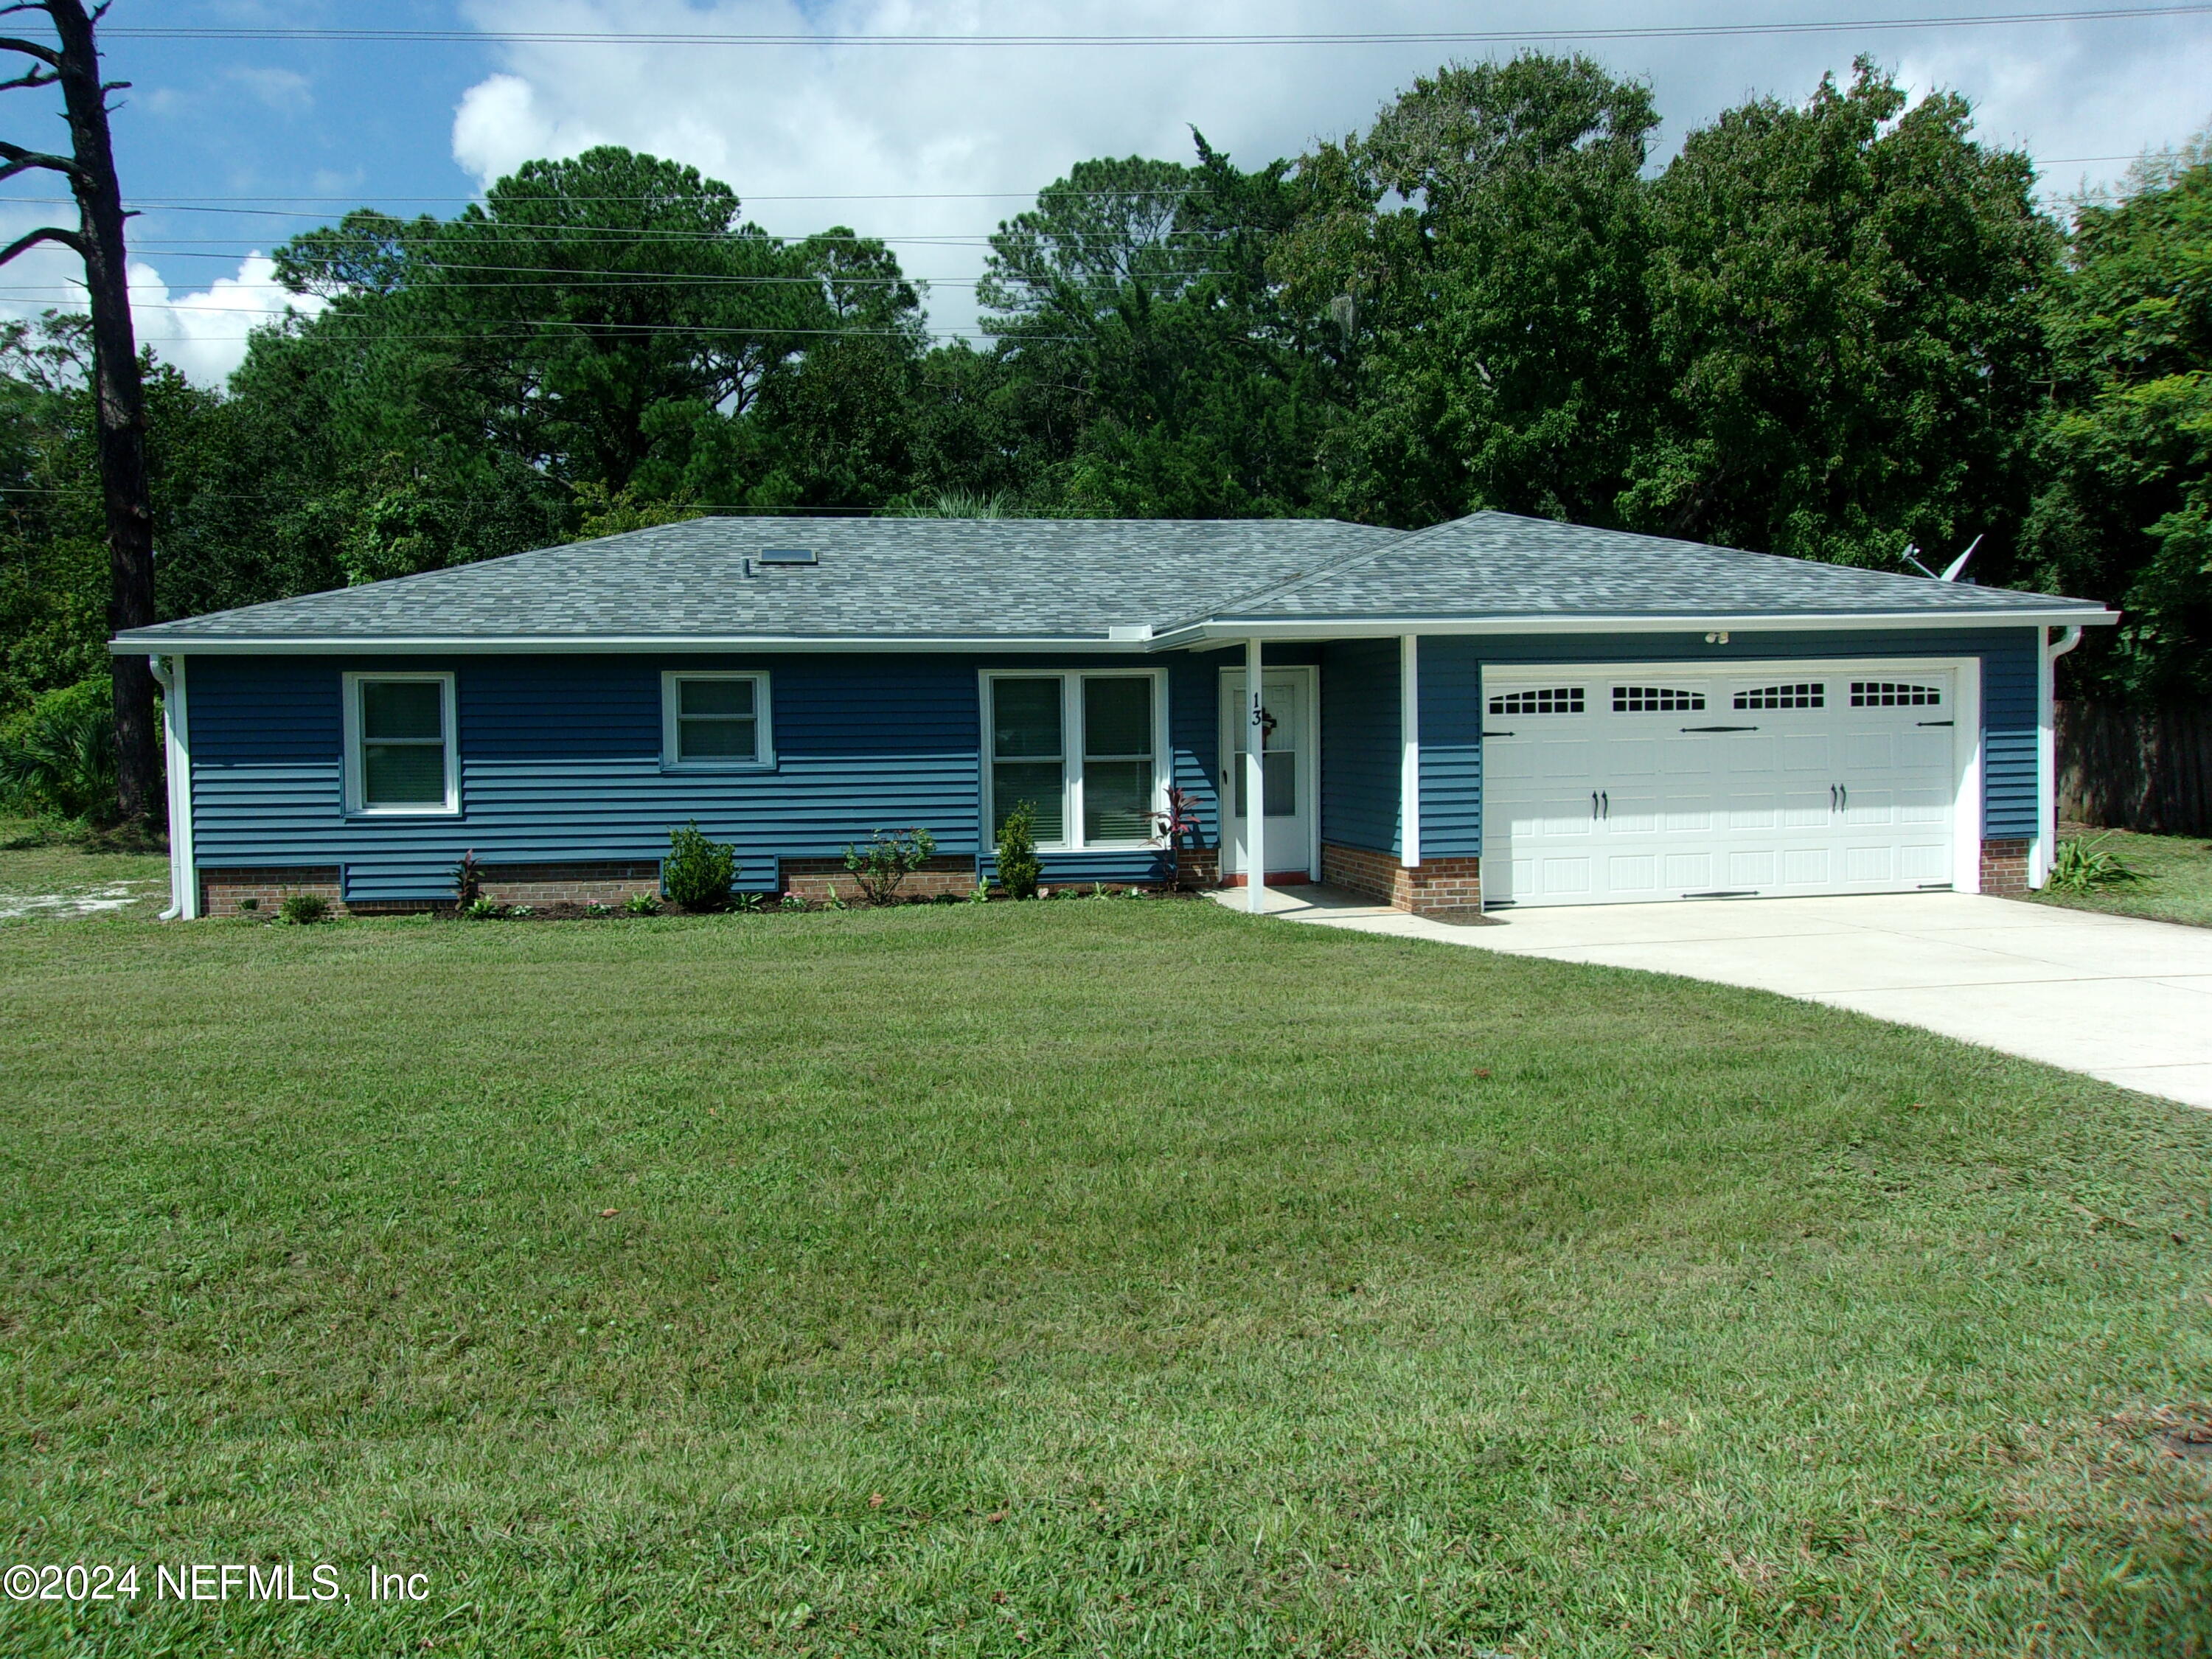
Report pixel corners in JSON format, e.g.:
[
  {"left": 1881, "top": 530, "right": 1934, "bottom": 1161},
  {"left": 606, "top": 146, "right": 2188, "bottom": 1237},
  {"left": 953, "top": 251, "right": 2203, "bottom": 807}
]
[
  {"left": 995, "top": 801, "right": 1040, "bottom": 900},
  {"left": 731, "top": 891, "right": 762, "bottom": 913},
  {"left": 508, "top": 905, "right": 535, "bottom": 918},
  {"left": 278, "top": 891, "right": 329, "bottom": 925},
  {"left": 585, "top": 902, "right": 613, "bottom": 917},
  {"left": 622, "top": 891, "right": 661, "bottom": 917},
  {"left": 2048, "top": 832, "right": 2143, "bottom": 893},
  {"left": 460, "top": 896, "right": 507, "bottom": 920},
  {"left": 780, "top": 892, "right": 810, "bottom": 912},
  {"left": 452, "top": 849, "right": 482, "bottom": 907},
  {"left": 235, "top": 897, "right": 259, "bottom": 914},
  {"left": 843, "top": 826, "right": 939, "bottom": 905},
  {"left": 663, "top": 821, "right": 738, "bottom": 911},
  {"left": 967, "top": 881, "right": 991, "bottom": 904}
]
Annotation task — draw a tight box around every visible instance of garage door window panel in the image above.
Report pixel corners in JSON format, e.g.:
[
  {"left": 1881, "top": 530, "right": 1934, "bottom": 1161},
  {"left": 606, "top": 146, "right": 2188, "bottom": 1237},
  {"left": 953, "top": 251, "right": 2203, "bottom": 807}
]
[{"left": 1734, "top": 682, "right": 1825, "bottom": 710}]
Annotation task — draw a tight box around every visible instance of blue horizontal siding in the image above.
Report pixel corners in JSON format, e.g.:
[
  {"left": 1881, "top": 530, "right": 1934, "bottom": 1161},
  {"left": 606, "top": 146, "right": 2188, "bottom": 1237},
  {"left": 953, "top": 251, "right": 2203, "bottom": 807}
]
[
  {"left": 189, "top": 652, "right": 1226, "bottom": 898},
  {"left": 1416, "top": 627, "right": 2042, "bottom": 845},
  {"left": 1319, "top": 639, "right": 1399, "bottom": 856}
]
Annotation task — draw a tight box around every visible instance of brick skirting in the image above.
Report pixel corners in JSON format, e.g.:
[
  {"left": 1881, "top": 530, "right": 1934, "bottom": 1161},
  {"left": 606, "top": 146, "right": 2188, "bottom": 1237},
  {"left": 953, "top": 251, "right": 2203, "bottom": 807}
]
[
  {"left": 1321, "top": 842, "right": 1482, "bottom": 917},
  {"left": 782, "top": 854, "right": 978, "bottom": 902},
  {"left": 1980, "top": 837, "right": 2032, "bottom": 897},
  {"left": 201, "top": 866, "right": 342, "bottom": 917}
]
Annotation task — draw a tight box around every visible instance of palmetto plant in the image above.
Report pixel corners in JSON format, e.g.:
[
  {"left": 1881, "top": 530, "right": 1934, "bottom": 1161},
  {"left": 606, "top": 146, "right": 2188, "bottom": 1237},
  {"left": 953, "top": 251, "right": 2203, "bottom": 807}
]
[{"left": 0, "top": 678, "right": 118, "bottom": 824}]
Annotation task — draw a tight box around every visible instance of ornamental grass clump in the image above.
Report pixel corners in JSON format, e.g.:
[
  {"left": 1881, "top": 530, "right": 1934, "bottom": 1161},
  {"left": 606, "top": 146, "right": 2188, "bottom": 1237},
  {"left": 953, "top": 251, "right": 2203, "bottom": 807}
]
[
  {"left": 2048, "top": 832, "right": 2143, "bottom": 893},
  {"left": 663, "top": 821, "right": 738, "bottom": 912},
  {"left": 843, "top": 827, "right": 938, "bottom": 905}
]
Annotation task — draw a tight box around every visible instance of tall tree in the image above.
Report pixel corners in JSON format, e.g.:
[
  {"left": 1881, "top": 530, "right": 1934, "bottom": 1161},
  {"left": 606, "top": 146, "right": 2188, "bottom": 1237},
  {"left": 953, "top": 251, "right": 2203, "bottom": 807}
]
[
  {"left": 0, "top": 0, "right": 157, "bottom": 826},
  {"left": 2024, "top": 136, "right": 2212, "bottom": 702},
  {"left": 1630, "top": 60, "right": 2055, "bottom": 571},
  {"left": 1269, "top": 55, "right": 1660, "bottom": 527}
]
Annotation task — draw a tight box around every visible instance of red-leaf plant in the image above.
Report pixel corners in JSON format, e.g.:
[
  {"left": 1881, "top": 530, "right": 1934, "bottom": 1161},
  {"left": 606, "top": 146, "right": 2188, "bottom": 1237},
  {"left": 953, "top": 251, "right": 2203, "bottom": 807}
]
[{"left": 1152, "top": 786, "right": 1203, "bottom": 892}]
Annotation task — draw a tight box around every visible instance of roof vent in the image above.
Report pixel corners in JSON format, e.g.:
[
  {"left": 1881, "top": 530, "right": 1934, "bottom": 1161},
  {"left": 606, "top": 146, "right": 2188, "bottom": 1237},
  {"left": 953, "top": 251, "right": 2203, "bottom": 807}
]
[{"left": 758, "top": 548, "right": 818, "bottom": 566}]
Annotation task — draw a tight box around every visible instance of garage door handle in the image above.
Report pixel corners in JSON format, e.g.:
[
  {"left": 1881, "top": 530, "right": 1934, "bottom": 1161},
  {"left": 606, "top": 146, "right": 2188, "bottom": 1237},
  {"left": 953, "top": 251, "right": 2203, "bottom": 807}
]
[
  {"left": 1591, "top": 790, "right": 1600, "bottom": 818},
  {"left": 1601, "top": 790, "right": 1609, "bottom": 819},
  {"left": 1482, "top": 729, "right": 1516, "bottom": 738},
  {"left": 1681, "top": 724, "right": 1759, "bottom": 732}
]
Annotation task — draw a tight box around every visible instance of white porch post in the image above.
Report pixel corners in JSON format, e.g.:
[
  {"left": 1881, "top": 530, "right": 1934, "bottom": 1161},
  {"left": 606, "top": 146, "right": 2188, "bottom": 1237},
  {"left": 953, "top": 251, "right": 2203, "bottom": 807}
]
[
  {"left": 1399, "top": 634, "right": 1421, "bottom": 869},
  {"left": 150, "top": 654, "right": 198, "bottom": 919},
  {"left": 2034, "top": 625, "right": 2085, "bottom": 889},
  {"left": 1245, "top": 635, "right": 1267, "bottom": 913}
]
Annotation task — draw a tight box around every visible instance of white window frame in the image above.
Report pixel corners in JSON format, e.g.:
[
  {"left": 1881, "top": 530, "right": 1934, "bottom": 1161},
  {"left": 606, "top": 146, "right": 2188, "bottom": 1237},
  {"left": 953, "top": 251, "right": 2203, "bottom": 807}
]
[
  {"left": 979, "top": 668, "right": 1169, "bottom": 852},
  {"left": 343, "top": 670, "right": 459, "bottom": 818},
  {"left": 661, "top": 670, "right": 774, "bottom": 771}
]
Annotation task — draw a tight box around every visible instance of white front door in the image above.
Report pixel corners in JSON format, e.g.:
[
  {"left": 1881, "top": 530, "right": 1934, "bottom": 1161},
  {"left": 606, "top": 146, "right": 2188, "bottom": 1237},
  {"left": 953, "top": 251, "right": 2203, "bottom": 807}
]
[
  {"left": 1481, "top": 667, "right": 1961, "bottom": 907},
  {"left": 1220, "top": 667, "right": 1318, "bottom": 880}
]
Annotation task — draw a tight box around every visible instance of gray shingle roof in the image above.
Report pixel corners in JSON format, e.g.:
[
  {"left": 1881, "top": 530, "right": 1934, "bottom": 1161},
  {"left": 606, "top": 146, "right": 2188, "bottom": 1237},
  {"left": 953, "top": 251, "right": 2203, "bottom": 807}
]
[
  {"left": 114, "top": 509, "right": 2108, "bottom": 651},
  {"left": 116, "top": 516, "right": 1399, "bottom": 647},
  {"left": 1197, "top": 512, "right": 2108, "bottom": 624}
]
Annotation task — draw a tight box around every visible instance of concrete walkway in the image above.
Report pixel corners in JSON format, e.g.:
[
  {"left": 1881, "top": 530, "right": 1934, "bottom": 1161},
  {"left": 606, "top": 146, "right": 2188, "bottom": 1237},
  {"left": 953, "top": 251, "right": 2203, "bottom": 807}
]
[{"left": 1215, "top": 886, "right": 2212, "bottom": 1109}]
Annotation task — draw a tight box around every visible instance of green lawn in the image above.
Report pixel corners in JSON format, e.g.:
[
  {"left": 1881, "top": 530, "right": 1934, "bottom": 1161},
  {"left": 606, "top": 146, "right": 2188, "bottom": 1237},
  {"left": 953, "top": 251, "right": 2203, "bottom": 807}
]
[
  {"left": 1, "top": 897, "right": 2208, "bottom": 1657},
  {"left": 2026, "top": 824, "right": 2212, "bottom": 929},
  {"left": 0, "top": 818, "right": 169, "bottom": 922}
]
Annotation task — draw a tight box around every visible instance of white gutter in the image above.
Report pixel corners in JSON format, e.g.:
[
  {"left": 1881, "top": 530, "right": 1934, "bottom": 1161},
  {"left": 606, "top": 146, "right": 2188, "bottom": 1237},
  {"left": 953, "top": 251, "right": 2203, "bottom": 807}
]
[
  {"left": 2032, "top": 625, "right": 2086, "bottom": 889},
  {"left": 1150, "top": 608, "right": 2119, "bottom": 650},
  {"left": 111, "top": 606, "right": 2118, "bottom": 658},
  {"left": 147, "top": 655, "right": 197, "bottom": 920},
  {"left": 110, "top": 631, "right": 1164, "bottom": 658}
]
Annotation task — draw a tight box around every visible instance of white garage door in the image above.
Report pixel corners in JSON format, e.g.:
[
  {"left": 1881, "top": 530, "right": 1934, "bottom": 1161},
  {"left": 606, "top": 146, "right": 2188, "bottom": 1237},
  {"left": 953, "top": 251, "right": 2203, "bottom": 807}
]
[{"left": 1480, "top": 666, "right": 1961, "bottom": 908}]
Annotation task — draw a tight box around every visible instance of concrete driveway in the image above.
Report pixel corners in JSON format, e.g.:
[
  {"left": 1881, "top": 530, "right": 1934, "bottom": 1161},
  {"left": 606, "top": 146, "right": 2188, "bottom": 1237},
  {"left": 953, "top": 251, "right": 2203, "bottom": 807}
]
[{"left": 1222, "top": 886, "right": 2212, "bottom": 1109}]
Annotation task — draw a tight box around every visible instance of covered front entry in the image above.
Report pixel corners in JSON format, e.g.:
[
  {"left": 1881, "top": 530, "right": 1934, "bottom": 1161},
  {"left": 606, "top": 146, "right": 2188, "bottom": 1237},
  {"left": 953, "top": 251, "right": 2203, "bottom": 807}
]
[
  {"left": 1218, "top": 664, "right": 1319, "bottom": 882},
  {"left": 1480, "top": 661, "right": 1972, "bottom": 908}
]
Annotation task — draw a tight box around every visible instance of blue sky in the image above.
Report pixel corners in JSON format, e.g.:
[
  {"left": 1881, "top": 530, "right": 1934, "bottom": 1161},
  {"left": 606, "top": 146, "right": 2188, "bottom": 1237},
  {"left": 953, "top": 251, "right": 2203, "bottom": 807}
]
[{"left": 4, "top": 0, "right": 2210, "bottom": 386}]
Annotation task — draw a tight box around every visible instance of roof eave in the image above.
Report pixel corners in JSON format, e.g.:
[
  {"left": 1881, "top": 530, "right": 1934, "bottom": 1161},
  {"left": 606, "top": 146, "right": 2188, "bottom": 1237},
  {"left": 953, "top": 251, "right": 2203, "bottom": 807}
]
[
  {"left": 1150, "top": 608, "right": 2119, "bottom": 650},
  {"left": 111, "top": 628, "right": 1160, "bottom": 656}
]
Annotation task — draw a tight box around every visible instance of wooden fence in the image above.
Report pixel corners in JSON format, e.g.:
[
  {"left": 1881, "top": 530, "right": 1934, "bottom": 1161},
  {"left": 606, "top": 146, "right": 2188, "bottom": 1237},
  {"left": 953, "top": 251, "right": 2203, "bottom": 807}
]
[{"left": 2056, "top": 700, "right": 2212, "bottom": 836}]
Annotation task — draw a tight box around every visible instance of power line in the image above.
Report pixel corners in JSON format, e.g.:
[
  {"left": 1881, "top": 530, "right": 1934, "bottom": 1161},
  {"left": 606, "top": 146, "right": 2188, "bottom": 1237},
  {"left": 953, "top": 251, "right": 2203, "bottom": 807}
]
[{"left": 92, "top": 6, "right": 2212, "bottom": 47}]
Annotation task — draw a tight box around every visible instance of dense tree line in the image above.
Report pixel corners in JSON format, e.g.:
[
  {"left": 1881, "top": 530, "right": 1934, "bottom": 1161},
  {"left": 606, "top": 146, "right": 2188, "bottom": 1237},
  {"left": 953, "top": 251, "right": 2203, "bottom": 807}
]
[{"left": 3, "top": 54, "right": 2208, "bottom": 744}]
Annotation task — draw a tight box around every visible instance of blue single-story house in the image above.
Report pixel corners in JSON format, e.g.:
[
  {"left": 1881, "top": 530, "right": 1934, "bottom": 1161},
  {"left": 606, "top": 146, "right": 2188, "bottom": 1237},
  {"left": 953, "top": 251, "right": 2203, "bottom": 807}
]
[{"left": 113, "top": 512, "right": 2114, "bottom": 920}]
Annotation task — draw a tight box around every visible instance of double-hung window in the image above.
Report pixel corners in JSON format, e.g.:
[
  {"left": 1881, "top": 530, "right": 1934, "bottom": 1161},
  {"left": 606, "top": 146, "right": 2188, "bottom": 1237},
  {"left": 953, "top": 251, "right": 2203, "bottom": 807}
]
[
  {"left": 984, "top": 670, "right": 1165, "bottom": 850},
  {"left": 661, "top": 672, "right": 773, "bottom": 768},
  {"left": 344, "top": 672, "right": 457, "bottom": 815}
]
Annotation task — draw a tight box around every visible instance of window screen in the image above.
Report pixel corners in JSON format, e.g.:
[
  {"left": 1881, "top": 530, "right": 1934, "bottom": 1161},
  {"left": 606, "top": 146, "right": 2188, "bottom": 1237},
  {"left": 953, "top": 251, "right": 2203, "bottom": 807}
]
[
  {"left": 991, "top": 677, "right": 1065, "bottom": 844},
  {"left": 673, "top": 676, "right": 759, "bottom": 762},
  {"left": 358, "top": 679, "right": 448, "bottom": 807},
  {"left": 1082, "top": 678, "right": 1155, "bottom": 844}
]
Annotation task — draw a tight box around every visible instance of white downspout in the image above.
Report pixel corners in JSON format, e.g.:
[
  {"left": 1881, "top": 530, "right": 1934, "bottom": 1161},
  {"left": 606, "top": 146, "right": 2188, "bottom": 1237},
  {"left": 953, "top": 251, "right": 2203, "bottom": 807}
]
[
  {"left": 149, "top": 654, "right": 197, "bottom": 919},
  {"left": 1245, "top": 636, "right": 1267, "bottom": 913},
  {"left": 1399, "top": 634, "right": 1421, "bottom": 870},
  {"left": 2033, "top": 625, "right": 2084, "bottom": 889}
]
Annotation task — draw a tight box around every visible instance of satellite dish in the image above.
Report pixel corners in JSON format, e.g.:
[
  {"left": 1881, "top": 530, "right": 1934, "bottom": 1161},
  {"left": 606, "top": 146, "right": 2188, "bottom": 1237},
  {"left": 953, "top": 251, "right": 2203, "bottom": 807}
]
[{"left": 1939, "top": 535, "right": 1983, "bottom": 582}]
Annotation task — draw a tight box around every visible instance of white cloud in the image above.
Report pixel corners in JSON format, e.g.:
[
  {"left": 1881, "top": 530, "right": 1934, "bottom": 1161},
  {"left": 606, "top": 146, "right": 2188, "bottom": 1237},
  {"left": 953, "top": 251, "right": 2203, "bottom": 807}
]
[
  {"left": 127, "top": 254, "right": 328, "bottom": 388},
  {"left": 0, "top": 200, "right": 327, "bottom": 389},
  {"left": 445, "top": 0, "right": 2212, "bottom": 338},
  {"left": 226, "top": 66, "right": 314, "bottom": 114}
]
